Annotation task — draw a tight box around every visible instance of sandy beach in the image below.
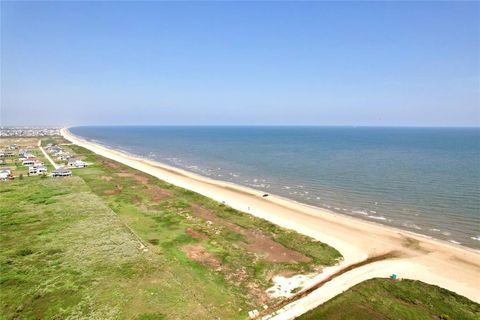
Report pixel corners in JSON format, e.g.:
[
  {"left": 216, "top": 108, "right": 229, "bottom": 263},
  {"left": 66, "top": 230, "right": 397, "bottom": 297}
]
[{"left": 61, "top": 128, "right": 480, "bottom": 318}]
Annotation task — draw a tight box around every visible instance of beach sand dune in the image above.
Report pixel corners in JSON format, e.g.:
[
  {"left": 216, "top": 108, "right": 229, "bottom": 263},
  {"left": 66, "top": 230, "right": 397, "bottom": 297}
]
[{"left": 61, "top": 128, "right": 480, "bottom": 319}]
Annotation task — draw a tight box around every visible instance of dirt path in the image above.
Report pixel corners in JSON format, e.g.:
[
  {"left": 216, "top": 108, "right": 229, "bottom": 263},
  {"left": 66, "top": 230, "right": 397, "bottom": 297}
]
[
  {"left": 259, "top": 251, "right": 402, "bottom": 319},
  {"left": 38, "top": 140, "right": 60, "bottom": 169}
]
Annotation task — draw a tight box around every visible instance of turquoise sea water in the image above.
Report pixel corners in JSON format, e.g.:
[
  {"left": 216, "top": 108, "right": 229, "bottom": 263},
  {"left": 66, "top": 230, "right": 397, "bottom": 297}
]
[{"left": 70, "top": 126, "right": 480, "bottom": 249}]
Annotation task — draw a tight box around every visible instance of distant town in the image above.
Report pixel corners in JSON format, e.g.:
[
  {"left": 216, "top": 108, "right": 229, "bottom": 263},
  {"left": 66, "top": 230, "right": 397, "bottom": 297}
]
[{"left": 0, "top": 127, "right": 61, "bottom": 137}]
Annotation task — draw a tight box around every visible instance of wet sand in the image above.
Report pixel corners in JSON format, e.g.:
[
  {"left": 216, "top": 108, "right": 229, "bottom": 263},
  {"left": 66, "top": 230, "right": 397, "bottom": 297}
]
[{"left": 61, "top": 128, "right": 480, "bottom": 318}]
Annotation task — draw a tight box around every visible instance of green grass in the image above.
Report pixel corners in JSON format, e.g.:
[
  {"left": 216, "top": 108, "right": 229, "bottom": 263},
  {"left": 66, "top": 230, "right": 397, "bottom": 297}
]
[
  {"left": 1, "top": 138, "right": 343, "bottom": 319},
  {"left": 297, "top": 278, "right": 480, "bottom": 320},
  {"left": 2, "top": 138, "right": 478, "bottom": 320},
  {"left": 68, "top": 144, "right": 342, "bottom": 283},
  {"left": 0, "top": 176, "right": 248, "bottom": 319}
]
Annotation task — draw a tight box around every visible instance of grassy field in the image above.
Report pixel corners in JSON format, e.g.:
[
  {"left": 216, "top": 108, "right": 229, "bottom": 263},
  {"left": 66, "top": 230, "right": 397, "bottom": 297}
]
[
  {"left": 2, "top": 137, "right": 479, "bottom": 319},
  {"left": 1, "top": 138, "right": 341, "bottom": 319},
  {"left": 298, "top": 278, "right": 480, "bottom": 320}
]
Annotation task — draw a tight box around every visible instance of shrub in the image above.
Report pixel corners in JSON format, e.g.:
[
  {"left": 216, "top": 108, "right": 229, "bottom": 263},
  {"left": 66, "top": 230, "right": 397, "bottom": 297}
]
[{"left": 16, "top": 248, "right": 33, "bottom": 256}]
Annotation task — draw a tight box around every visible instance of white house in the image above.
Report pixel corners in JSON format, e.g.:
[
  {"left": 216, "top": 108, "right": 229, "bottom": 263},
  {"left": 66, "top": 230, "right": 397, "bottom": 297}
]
[
  {"left": 59, "top": 154, "right": 71, "bottom": 161},
  {"left": 22, "top": 158, "right": 36, "bottom": 166},
  {"left": 0, "top": 169, "right": 11, "bottom": 181},
  {"left": 29, "top": 165, "right": 47, "bottom": 176},
  {"left": 68, "top": 159, "right": 87, "bottom": 168},
  {"left": 52, "top": 167, "right": 72, "bottom": 177},
  {"left": 1, "top": 150, "right": 16, "bottom": 157}
]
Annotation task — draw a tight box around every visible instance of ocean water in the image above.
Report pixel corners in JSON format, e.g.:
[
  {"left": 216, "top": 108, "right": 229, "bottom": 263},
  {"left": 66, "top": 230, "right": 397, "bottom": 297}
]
[{"left": 70, "top": 126, "right": 480, "bottom": 249}]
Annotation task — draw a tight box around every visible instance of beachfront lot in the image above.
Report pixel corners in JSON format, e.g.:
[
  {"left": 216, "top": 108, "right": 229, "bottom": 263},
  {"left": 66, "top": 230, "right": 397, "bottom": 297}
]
[
  {"left": 1, "top": 137, "right": 478, "bottom": 319},
  {"left": 1, "top": 137, "right": 341, "bottom": 319}
]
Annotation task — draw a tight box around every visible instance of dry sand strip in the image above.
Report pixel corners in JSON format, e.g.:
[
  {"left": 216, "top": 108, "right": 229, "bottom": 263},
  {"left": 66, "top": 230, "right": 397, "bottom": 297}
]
[{"left": 61, "top": 128, "right": 480, "bottom": 318}]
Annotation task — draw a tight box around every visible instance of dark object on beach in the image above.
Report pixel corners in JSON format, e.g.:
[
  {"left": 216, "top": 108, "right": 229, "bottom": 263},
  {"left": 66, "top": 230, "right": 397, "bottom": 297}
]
[{"left": 262, "top": 194, "right": 269, "bottom": 197}]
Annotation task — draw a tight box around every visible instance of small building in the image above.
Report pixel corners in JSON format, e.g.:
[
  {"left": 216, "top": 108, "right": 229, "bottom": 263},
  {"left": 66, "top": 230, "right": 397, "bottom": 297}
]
[
  {"left": 59, "top": 154, "right": 71, "bottom": 161},
  {"left": 29, "top": 165, "right": 48, "bottom": 176},
  {"left": 1, "top": 150, "right": 16, "bottom": 157},
  {"left": 0, "top": 169, "right": 11, "bottom": 181},
  {"left": 49, "top": 147, "right": 63, "bottom": 155},
  {"left": 52, "top": 167, "right": 72, "bottom": 177},
  {"left": 22, "top": 158, "right": 36, "bottom": 166},
  {"left": 68, "top": 159, "right": 87, "bottom": 168},
  {"left": 18, "top": 149, "right": 29, "bottom": 157}
]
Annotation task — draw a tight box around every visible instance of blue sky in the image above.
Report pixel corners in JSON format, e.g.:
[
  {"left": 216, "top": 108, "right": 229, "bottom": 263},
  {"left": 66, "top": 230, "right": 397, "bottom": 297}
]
[{"left": 1, "top": 1, "right": 479, "bottom": 126}]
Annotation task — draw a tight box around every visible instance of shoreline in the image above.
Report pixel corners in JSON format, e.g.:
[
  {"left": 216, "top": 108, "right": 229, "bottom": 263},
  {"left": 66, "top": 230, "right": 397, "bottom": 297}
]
[
  {"left": 62, "top": 130, "right": 479, "bottom": 251},
  {"left": 62, "top": 128, "right": 479, "bottom": 255},
  {"left": 61, "top": 128, "right": 480, "bottom": 317}
]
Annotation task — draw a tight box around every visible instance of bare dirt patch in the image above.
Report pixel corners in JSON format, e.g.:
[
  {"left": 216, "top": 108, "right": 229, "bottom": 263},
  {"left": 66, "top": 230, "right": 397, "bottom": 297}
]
[
  {"left": 147, "top": 186, "right": 173, "bottom": 202},
  {"left": 104, "top": 184, "right": 123, "bottom": 195},
  {"left": 182, "top": 244, "right": 222, "bottom": 271},
  {"left": 113, "top": 172, "right": 172, "bottom": 202},
  {"left": 185, "top": 227, "right": 208, "bottom": 240},
  {"left": 131, "top": 195, "right": 142, "bottom": 204},
  {"left": 101, "top": 176, "right": 113, "bottom": 181},
  {"left": 102, "top": 159, "right": 121, "bottom": 169},
  {"left": 117, "top": 172, "right": 150, "bottom": 185},
  {"left": 191, "top": 204, "right": 310, "bottom": 263},
  {"left": 182, "top": 243, "right": 261, "bottom": 299}
]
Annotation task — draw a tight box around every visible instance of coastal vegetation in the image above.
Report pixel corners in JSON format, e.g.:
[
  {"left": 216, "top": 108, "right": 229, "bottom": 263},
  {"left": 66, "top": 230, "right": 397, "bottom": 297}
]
[
  {"left": 1, "top": 137, "right": 341, "bottom": 319},
  {"left": 298, "top": 278, "right": 480, "bottom": 320},
  {"left": 1, "top": 137, "right": 479, "bottom": 319}
]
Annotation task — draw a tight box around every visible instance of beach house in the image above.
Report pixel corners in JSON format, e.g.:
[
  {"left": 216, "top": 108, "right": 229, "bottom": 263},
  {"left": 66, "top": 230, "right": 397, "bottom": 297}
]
[
  {"left": 59, "top": 154, "right": 72, "bottom": 161},
  {"left": 22, "top": 158, "right": 37, "bottom": 166},
  {"left": 1, "top": 150, "right": 16, "bottom": 157},
  {"left": 28, "top": 165, "right": 48, "bottom": 176},
  {"left": 0, "top": 169, "right": 11, "bottom": 181},
  {"left": 67, "top": 159, "right": 87, "bottom": 168},
  {"left": 52, "top": 167, "right": 72, "bottom": 177}
]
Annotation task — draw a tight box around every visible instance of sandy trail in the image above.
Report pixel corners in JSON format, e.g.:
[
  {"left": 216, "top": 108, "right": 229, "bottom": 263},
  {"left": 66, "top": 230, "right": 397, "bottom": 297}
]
[
  {"left": 61, "top": 128, "right": 480, "bottom": 318},
  {"left": 38, "top": 140, "right": 60, "bottom": 169}
]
